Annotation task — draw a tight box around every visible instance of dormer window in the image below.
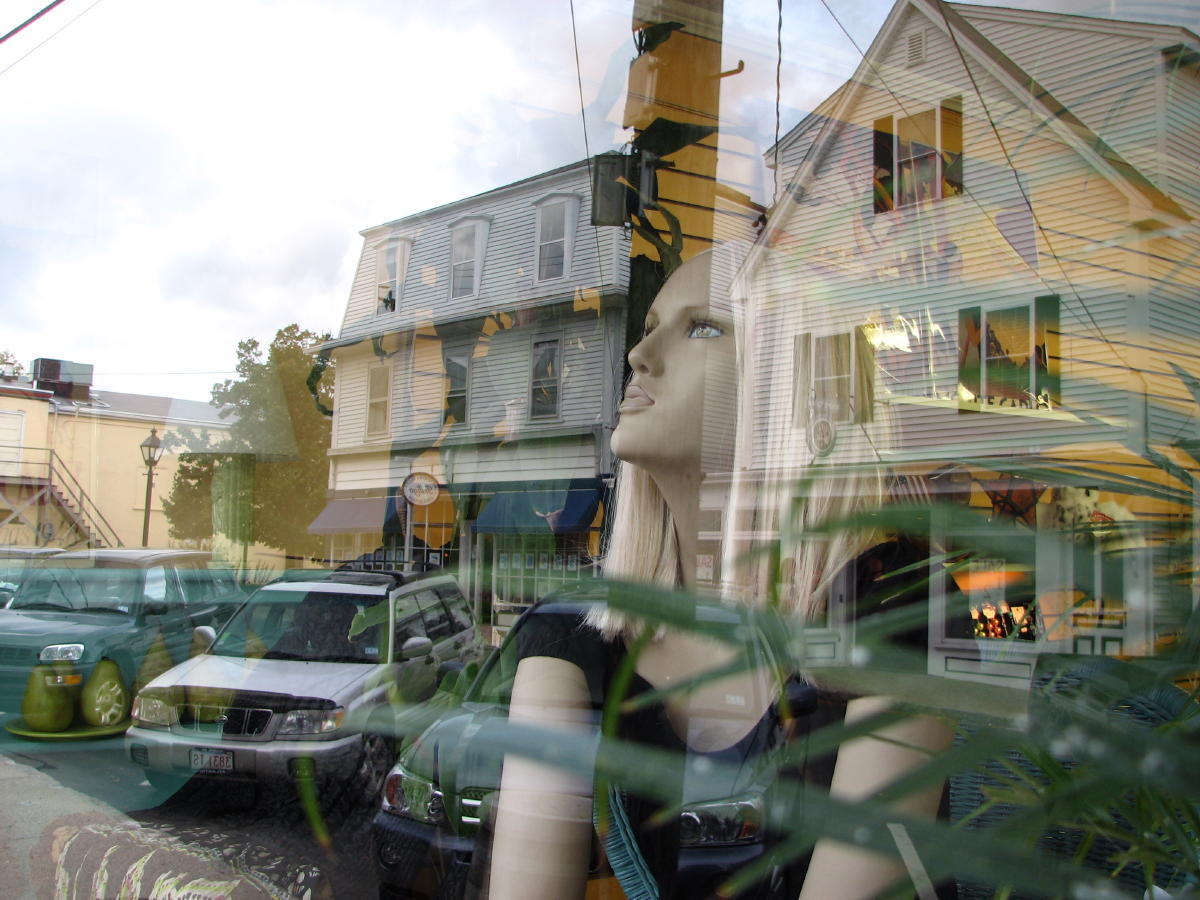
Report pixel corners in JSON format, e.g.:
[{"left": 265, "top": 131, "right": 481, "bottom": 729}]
[
  {"left": 533, "top": 193, "right": 580, "bottom": 282},
  {"left": 375, "top": 236, "right": 411, "bottom": 315},
  {"left": 448, "top": 216, "right": 491, "bottom": 299}
]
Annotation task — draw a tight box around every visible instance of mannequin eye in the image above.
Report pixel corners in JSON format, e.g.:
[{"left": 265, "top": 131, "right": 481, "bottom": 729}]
[{"left": 687, "top": 321, "right": 724, "bottom": 339}]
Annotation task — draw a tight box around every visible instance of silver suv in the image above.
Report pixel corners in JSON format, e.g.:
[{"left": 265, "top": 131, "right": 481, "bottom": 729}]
[{"left": 125, "top": 570, "right": 482, "bottom": 801}]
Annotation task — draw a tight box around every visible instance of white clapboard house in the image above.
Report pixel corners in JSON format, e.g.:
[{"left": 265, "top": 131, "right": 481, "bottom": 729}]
[
  {"left": 313, "top": 160, "right": 630, "bottom": 633},
  {"left": 734, "top": 0, "right": 1199, "bottom": 684}
]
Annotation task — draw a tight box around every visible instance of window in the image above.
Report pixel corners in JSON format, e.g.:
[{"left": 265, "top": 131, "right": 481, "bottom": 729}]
[
  {"left": 448, "top": 216, "right": 490, "bottom": 299},
  {"left": 793, "top": 329, "right": 875, "bottom": 432},
  {"left": 530, "top": 338, "right": 560, "bottom": 418},
  {"left": 367, "top": 365, "right": 391, "bottom": 436},
  {"left": 443, "top": 345, "right": 470, "bottom": 425},
  {"left": 873, "top": 96, "right": 963, "bottom": 213},
  {"left": 957, "top": 295, "right": 1060, "bottom": 410},
  {"left": 533, "top": 194, "right": 579, "bottom": 282},
  {"left": 374, "top": 236, "right": 410, "bottom": 315}
]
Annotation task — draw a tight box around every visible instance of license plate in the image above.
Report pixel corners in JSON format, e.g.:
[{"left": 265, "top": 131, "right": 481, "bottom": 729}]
[{"left": 190, "top": 747, "right": 234, "bottom": 773}]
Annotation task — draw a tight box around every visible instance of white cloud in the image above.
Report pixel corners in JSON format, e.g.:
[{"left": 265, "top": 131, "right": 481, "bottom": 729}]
[{"left": 0, "top": 0, "right": 900, "bottom": 400}]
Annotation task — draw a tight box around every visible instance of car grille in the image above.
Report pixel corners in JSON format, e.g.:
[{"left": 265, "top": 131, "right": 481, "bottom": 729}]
[
  {"left": 0, "top": 645, "right": 35, "bottom": 668},
  {"left": 173, "top": 703, "right": 274, "bottom": 736}
]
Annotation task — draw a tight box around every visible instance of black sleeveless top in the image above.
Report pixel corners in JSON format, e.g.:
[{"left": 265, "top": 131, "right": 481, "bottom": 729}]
[{"left": 509, "top": 538, "right": 951, "bottom": 899}]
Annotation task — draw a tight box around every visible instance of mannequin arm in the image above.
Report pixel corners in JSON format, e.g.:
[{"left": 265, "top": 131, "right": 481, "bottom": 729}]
[
  {"left": 487, "top": 655, "right": 594, "bottom": 900},
  {"left": 798, "top": 696, "right": 952, "bottom": 900}
]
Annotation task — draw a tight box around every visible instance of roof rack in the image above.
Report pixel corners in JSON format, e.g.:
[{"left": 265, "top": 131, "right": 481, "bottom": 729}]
[{"left": 327, "top": 569, "right": 408, "bottom": 589}]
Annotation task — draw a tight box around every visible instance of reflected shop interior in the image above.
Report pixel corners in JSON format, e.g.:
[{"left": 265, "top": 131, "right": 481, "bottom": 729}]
[{"left": 1, "top": 0, "right": 1199, "bottom": 897}]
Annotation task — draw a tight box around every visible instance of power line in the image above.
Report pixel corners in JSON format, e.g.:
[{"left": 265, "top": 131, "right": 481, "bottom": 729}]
[
  {"left": 569, "top": 0, "right": 607, "bottom": 289},
  {"left": 0, "top": 0, "right": 69, "bottom": 47},
  {"left": 0, "top": 0, "right": 107, "bottom": 80}
]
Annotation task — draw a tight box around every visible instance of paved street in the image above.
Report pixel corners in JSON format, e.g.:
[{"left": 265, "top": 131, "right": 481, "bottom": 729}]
[{"left": 0, "top": 712, "right": 380, "bottom": 899}]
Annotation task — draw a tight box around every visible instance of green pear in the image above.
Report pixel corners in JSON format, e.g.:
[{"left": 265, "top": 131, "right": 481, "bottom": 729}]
[
  {"left": 20, "top": 664, "right": 74, "bottom": 732},
  {"left": 135, "top": 632, "right": 175, "bottom": 693}
]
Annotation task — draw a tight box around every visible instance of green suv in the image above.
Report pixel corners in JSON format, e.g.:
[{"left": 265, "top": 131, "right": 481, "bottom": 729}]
[{"left": 0, "top": 548, "right": 245, "bottom": 738}]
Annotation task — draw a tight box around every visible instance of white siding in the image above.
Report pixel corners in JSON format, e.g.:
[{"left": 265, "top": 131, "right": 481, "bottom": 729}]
[
  {"left": 960, "top": 10, "right": 1166, "bottom": 183},
  {"left": 338, "top": 163, "right": 626, "bottom": 343},
  {"left": 751, "top": 4, "right": 1149, "bottom": 471}
]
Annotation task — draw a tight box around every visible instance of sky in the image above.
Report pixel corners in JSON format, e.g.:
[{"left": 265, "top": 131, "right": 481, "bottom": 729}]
[{"left": 1, "top": 0, "right": 1194, "bottom": 401}]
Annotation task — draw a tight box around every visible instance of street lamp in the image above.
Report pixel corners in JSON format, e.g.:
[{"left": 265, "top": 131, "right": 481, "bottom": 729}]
[{"left": 139, "top": 428, "right": 164, "bottom": 546}]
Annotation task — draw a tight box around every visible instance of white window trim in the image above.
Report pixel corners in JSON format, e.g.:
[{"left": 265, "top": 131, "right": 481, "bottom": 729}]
[
  {"left": 528, "top": 333, "right": 563, "bottom": 420},
  {"left": 443, "top": 342, "right": 472, "bottom": 426},
  {"left": 374, "top": 235, "right": 412, "bottom": 317},
  {"left": 793, "top": 329, "right": 874, "bottom": 429},
  {"left": 532, "top": 192, "right": 581, "bottom": 284},
  {"left": 874, "top": 96, "right": 962, "bottom": 213},
  {"left": 447, "top": 215, "right": 492, "bottom": 301},
  {"left": 366, "top": 363, "right": 392, "bottom": 439}
]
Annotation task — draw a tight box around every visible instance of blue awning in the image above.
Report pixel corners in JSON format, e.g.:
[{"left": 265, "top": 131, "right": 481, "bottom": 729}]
[{"left": 475, "top": 488, "right": 602, "bottom": 534}]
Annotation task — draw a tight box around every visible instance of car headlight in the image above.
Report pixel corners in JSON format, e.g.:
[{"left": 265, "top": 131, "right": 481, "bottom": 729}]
[
  {"left": 131, "top": 693, "right": 176, "bottom": 727},
  {"left": 679, "top": 794, "right": 764, "bottom": 847},
  {"left": 278, "top": 707, "right": 345, "bottom": 735},
  {"left": 39, "top": 643, "right": 84, "bottom": 663},
  {"left": 381, "top": 764, "right": 445, "bottom": 825}
]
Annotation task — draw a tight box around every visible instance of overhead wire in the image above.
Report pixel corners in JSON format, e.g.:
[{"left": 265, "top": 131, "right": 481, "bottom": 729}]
[
  {"left": 932, "top": 0, "right": 1138, "bottom": 383},
  {"left": 0, "top": 0, "right": 107, "bottom": 79},
  {"left": 569, "top": 0, "right": 608, "bottom": 290},
  {"left": 0, "top": 0, "right": 69, "bottom": 46},
  {"left": 812, "top": 0, "right": 1146, "bottom": 391}
]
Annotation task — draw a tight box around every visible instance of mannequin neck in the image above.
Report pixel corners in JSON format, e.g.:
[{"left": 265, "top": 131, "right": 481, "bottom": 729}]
[{"left": 649, "top": 466, "right": 703, "bottom": 591}]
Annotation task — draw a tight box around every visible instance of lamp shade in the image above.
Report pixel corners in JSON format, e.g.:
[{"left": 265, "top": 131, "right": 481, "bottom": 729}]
[{"left": 140, "top": 428, "right": 164, "bottom": 467}]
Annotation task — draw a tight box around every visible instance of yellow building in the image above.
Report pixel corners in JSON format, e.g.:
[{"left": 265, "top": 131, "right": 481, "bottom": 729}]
[{"left": 0, "top": 359, "right": 231, "bottom": 551}]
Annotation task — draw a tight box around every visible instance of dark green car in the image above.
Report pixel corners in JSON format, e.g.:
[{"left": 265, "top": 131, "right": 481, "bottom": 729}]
[{"left": 0, "top": 548, "right": 245, "bottom": 736}]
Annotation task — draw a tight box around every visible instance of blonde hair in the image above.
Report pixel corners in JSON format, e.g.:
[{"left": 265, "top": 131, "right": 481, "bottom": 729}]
[{"left": 595, "top": 244, "right": 894, "bottom": 636}]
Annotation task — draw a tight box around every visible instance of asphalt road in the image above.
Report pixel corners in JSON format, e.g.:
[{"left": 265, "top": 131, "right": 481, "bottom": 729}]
[{"left": 0, "top": 711, "right": 380, "bottom": 898}]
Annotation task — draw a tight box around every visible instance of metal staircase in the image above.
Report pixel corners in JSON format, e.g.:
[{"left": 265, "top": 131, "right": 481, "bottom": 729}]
[{"left": 0, "top": 445, "right": 123, "bottom": 548}]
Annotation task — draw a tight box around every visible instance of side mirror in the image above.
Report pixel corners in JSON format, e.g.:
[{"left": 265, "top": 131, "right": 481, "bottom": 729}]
[
  {"left": 400, "top": 635, "right": 433, "bottom": 660},
  {"left": 143, "top": 599, "right": 168, "bottom": 617},
  {"left": 193, "top": 625, "right": 217, "bottom": 652}
]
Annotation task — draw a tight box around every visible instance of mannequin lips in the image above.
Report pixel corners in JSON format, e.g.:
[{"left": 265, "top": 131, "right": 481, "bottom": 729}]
[{"left": 620, "top": 383, "right": 654, "bottom": 411}]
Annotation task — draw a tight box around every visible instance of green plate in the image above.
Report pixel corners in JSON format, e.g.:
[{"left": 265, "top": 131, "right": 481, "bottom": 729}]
[{"left": 4, "top": 717, "right": 131, "bottom": 740}]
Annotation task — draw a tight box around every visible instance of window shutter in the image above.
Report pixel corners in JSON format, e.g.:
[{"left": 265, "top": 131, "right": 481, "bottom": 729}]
[
  {"left": 853, "top": 326, "right": 875, "bottom": 424},
  {"left": 957, "top": 306, "right": 982, "bottom": 412},
  {"left": 1034, "top": 295, "right": 1060, "bottom": 407},
  {"left": 793, "top": 333, "right": 811, "bottom": 428}
]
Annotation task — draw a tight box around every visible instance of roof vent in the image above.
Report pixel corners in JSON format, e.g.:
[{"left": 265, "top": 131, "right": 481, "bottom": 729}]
[{"left": 907, "top": 30, "right": 926, "bottom": 66}]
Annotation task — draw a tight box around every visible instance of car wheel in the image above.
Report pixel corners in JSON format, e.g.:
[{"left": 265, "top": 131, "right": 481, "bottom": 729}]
[
  {"left": 355, "top": 732, "right": 394, "bottom": 807},
  {"left": 80, "top": 659, "right": 130, "bottom": 726}
]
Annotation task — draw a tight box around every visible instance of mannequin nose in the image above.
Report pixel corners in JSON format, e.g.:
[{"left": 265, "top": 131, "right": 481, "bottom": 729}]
[{"left": 627, "top": 333, "right": 659, "bottom": 375}]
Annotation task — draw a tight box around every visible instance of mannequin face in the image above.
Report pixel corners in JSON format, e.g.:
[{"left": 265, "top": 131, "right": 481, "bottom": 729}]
[{"left": 611, "top": 254, "right": 736, "bottom": 474}]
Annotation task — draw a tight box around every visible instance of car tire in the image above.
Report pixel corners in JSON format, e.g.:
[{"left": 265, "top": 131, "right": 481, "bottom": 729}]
[{"left": 354, "top": 731, "right": 394, "bottom": 808}]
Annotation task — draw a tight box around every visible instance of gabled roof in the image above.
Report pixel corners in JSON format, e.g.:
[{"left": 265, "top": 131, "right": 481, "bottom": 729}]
[{"left": 758, "top": 0, "right": 1192, "bottom": 258}]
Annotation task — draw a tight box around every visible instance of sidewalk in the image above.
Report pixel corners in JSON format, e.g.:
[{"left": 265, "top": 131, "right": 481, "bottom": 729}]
[
  {"left": 0, "top": 753, "right": 134, "bottom": 900},
  {"left": 0, "top": 755, "right": 331, "bottom": 899}
]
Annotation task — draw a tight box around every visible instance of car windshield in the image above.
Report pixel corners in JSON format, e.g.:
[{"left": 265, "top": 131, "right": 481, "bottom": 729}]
[
  {"left": 9, "top": 566, "right": 140, "bottom": 613},
  {"left": 211, "top": 588, "right": 386, "bottom": 664}
]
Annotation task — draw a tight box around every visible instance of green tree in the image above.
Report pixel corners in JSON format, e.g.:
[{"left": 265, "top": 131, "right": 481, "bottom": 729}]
[
  {"left": 0, "top": 350, "right": 25, "bottom": 376},
  {"left": 163, "top": 324, "right": 334, "bottom": 561}
]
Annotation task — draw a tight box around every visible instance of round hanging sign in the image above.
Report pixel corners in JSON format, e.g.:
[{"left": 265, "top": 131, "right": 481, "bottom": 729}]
[{"left": 402, "top": 472, "right": 440, "bottom": 507}]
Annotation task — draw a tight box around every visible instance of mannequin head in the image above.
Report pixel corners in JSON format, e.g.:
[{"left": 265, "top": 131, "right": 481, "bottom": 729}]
[
  {"left": 610, "top": 252, "right": 737, "bottom": 477},
  {"left": 602, "top": 245, "right": 894, "bottom": 631}
]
